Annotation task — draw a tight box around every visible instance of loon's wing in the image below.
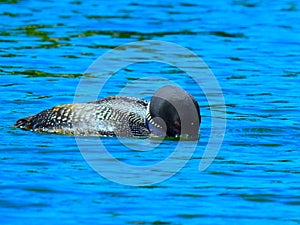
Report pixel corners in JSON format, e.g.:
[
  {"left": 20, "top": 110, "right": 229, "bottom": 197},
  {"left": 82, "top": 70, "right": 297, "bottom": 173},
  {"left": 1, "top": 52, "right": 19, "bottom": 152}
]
[
  {"left": 92, "top": 96, "right": 149, "bottom": 137},
  {"left": 15, "top": 96, "right": 149, "bottom": 137}
]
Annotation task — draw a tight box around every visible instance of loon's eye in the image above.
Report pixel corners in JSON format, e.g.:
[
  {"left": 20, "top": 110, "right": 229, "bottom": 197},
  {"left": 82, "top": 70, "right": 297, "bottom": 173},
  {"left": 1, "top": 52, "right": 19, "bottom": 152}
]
[{"left": 174, "top": 121, "right": 181, "bottom": 130}]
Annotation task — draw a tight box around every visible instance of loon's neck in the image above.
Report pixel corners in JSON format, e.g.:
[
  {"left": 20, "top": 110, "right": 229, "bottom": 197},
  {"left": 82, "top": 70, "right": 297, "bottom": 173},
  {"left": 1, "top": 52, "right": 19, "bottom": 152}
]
[{"left": 145, "top": 102, "right": 166, "bottom": 136}]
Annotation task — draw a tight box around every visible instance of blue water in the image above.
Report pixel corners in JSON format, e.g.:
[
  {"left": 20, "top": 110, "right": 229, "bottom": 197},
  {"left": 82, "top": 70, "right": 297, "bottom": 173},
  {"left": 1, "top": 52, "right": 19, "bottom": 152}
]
[{"left": 1, "top": 0, "right": 300, "bottom": 224}]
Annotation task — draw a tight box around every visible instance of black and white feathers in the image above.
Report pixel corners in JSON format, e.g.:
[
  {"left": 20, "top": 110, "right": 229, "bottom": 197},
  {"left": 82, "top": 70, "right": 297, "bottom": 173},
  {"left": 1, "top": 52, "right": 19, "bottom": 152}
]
[{"left": 15, "top": 96, "right": 149, "bottom": 137}]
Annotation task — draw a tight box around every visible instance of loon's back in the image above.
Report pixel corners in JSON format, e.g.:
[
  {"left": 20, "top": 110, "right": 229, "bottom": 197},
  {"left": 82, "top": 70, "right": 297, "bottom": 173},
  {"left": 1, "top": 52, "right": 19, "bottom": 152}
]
[{"left": 15, "top": 96, "right": 150, "bottom": 137}]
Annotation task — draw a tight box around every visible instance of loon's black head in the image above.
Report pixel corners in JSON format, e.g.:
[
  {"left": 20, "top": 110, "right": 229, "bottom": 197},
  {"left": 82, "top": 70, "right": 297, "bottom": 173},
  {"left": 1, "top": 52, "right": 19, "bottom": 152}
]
[{"left": 146, "top": 86, "right": 200, "bottom": 140}]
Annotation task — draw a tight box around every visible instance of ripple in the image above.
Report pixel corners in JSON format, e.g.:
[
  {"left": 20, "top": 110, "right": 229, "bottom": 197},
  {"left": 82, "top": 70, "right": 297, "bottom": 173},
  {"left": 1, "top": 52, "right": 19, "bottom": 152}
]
[
  {"left": 239, "top": 194, "right": 276, "bottom": 202},
  {"left": 10, "top": 69, "right": 83, "bottom": 78},
  {"left": 23, "top": 187, "right": 61, "bottom": 193},
  {"left": 209, "top": 31, "right": 247, "bottom": 38}
]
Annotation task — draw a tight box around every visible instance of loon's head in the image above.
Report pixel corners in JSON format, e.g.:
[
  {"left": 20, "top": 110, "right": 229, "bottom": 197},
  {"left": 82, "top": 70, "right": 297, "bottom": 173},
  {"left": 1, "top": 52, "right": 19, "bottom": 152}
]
[{"left": 146, "top": 86, "right": 200, "bottom": 140}]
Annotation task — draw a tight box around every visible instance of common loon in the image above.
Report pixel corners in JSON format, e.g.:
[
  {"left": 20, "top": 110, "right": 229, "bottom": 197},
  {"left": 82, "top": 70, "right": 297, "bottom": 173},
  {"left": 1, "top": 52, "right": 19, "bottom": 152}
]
[{"left": 15, "top": 86, "right": 200, "bottom": 140}]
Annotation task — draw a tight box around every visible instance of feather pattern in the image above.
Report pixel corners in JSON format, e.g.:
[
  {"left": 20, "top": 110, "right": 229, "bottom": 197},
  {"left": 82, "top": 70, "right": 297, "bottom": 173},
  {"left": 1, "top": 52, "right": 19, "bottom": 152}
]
[{"left": 15, "top": 96, "right": 150, "bottom": 137}]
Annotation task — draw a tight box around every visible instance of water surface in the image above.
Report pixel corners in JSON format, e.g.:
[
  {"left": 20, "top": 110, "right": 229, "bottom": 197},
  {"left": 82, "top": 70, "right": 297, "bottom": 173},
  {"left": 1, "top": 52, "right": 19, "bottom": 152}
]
[{"left": 1, "top": 0, "right": 300, "bottom": 224}]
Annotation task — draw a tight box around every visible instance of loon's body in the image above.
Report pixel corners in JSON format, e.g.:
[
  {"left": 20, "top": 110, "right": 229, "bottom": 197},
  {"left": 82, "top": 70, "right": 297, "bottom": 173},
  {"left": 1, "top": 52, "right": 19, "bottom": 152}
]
[
  {"left": 15, "top": 86, "right": 201, "bottom": 140},
  {"left": 15, "top": 96, "right": 150, "bottom": 137}
]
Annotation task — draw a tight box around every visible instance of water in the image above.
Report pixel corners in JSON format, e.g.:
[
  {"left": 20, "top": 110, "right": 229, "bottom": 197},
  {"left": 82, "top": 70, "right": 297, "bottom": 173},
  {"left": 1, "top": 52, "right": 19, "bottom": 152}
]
[{"left": 1, "top": 0, "right": 300, "bottom": 224}]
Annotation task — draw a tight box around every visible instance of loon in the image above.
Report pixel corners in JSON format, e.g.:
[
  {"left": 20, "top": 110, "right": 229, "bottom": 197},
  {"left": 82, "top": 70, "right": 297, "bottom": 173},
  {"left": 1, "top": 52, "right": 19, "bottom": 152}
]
[{"left": 15, "top": 86, "right": 201, "bottom": 140}]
